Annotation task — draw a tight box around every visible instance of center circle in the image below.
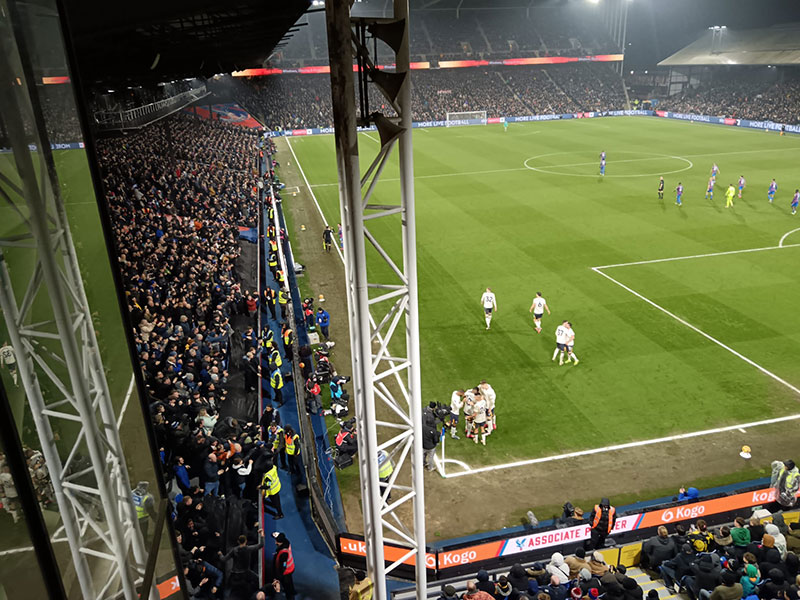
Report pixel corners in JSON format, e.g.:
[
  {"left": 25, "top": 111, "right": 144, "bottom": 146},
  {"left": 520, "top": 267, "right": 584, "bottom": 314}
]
[{"left": 523, "top": 151, "right": 694, "bottom": 178}]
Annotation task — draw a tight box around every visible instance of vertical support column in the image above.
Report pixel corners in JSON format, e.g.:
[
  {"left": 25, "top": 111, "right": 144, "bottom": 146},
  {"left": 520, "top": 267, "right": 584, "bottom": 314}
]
[
  {"left": 394, "top": 0, "right": 428, "bottom": 596},
  {"left": 325, "top": 0, "right": 388, "bottom": 593}
]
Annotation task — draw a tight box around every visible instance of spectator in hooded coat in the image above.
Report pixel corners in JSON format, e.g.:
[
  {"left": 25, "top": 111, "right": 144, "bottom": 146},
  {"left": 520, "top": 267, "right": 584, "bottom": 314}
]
[
  {"left": 547, "top": 553, "right": 571, "bottom": 584},
  {"left": 644, "top": 526, "right": 678, "bottom": 570}
]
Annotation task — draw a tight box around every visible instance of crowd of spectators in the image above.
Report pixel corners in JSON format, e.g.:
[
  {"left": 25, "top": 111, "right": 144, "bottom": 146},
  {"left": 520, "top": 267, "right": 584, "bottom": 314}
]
[
  {"left": 276, "top": 8, "right": 619, "bottom": 67},
  {"left": 221, "top": 64, "right": 625, "bottom": 131},
  {"left": 96, "top": 114, "right": 295, "bottom": 599},
  {"left": 437, "top": 515, "right": 800, "bottom": 600},
  {"left": 659, "top": 74, "right": 800, "bottom": 125}
]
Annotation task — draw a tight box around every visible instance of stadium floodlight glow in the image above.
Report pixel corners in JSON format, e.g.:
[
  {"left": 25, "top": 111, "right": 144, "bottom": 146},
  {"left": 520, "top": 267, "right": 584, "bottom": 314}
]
[{"left": 586, "top": 0, "right": 600, "bottom": 4}]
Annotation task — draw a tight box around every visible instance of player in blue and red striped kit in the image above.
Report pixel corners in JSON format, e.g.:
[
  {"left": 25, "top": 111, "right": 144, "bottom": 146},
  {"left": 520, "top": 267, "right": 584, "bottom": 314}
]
[
  {"left": 768, "top": 179, "right": 778, "bottom": 203},
  {"left": 675, "top": 183, "right": 683, "bottom": 207},
  {"left": 738, "top": 175, "right": 746, "bottom": 199},
  {"left": 792, "top": 190, "right": 799, "bottom": 215}
]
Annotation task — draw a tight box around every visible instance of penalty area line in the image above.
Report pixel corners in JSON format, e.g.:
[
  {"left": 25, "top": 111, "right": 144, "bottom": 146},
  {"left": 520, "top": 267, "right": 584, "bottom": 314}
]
[{"left": 591, "top": 266, "right": 800, "bottom": 398}]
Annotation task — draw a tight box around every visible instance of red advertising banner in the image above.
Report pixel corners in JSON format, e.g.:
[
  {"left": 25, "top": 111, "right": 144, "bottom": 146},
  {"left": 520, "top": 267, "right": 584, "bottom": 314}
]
[{"left": 339, "top": 534, "right": 437, "bottom": 571}]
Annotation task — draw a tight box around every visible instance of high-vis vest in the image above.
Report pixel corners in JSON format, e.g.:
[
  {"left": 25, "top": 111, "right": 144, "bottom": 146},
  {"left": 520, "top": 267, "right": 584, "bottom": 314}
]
[
  {"left": 268, "top": 253, "right": 277, "bottom": 268},
  {"left": 132, "top": 490, "right": 152, "bottom": 520},
  {"left": 351, "top": 577, "right": 374, "bottom": 600},
  {"left": 283, "top": 329, "right": 292, "bottom": 346},
  {"left": 378, "top": 455, "right": 394, "bottom": 480},
  {"left": 271, "top": 427, "right": 284, "bottom": 450},
  {"left": 285, "top": 434, "right": 299, "bottom": 456},
  {"left": 278, "top": 290, "right": 288, "bottom": 305},
  {"left": 269, "top": 239, "right": 278, "bottom": 253},
  {"left": 271, "top": 370, "right": 283, "bottom": 389},
  {"left": 262, "top": 466, "right": 281, "bottom": 496},
  {"left": 276, "top": 546, "right": 295, "bottom": 574},
  {"left": 592, "top": 505, "right": 616, "bottom": 534},
  {"left": 269, "top": 349, "right": 282, "bottom": 369},
  {"left": 276, "top": 271, "right": 285, "bottom": 285}
]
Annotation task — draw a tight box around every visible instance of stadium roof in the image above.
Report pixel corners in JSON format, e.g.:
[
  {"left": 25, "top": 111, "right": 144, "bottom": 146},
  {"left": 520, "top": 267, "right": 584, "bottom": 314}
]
[
  {"left": 58, "top": 0, "right": 312, "bottom": 84},
  {"left": 659, "top": 24, "right": 800, "bottom": 67}
]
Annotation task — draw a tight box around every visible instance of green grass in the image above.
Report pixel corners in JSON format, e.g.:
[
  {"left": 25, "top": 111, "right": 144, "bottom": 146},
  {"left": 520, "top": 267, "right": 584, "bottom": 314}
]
[
  {"left": 288, "top": 116, "right": 800, "bottom": 467},
  {"left": 0, "top": 149, "right": 132, "bottom": 447}
]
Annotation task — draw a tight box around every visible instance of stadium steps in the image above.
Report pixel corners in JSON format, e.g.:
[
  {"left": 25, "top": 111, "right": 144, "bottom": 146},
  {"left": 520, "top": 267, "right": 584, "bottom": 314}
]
[{"left": 626, "top": 567, "right": 690, "bottom": 600}]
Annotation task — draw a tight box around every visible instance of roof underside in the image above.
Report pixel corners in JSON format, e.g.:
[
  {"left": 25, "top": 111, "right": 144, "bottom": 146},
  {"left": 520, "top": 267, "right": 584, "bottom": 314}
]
[
  {"left": 659, "top": 24, "right": 800, "bottom": 66},
  {"left": 60, "top": 0, "right": 312, "bottom": 84}
]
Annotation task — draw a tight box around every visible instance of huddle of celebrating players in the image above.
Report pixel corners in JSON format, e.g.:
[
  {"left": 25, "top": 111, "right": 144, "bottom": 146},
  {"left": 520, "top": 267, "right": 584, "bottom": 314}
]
[
  {"left": 448, "top": 381, "right": 496, "bottom": 446},
  {"left": 663, "top": 162, "right": 799, "bottom": 214}
]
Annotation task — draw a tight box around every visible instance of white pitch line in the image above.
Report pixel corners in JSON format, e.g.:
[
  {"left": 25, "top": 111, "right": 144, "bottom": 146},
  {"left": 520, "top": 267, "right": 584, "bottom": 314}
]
[
  {"left": 441, "top": 411, "right": 800, "bottom": 479},
  {"left": 116, "top": 374, "right": 136, "bottom": 429},
  {"left": 310, "top": 165, "right": 528, "bottom": 188},
  {"left": 779, "top": 227, "right": 800, "bottom": 247},
  {"left": 592, "top": 266, "right": 800, "bottom": 397},
  {"left": 286, "top": 137, "right": 345, "bottom": 267},
  {"left": 594, "top": 242, "right": 800, "bottom": 270},
  {"left": 361, "top": 132, "right": 380, "bottom": 144}
]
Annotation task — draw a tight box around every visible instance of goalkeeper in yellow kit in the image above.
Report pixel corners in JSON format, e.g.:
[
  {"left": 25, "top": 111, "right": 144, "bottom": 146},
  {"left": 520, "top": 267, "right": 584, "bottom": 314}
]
[{"left": 725, "top": 184, "right": 736, "bottom": 208}]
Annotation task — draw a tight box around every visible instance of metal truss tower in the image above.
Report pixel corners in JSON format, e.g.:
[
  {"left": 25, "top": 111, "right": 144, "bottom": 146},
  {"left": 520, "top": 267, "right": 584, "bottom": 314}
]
[
  {"left": 325, "top": 0, "right": 427, "bottom": 598},
  {"left": 0, "top": 18, "right": 151, "bottom": 599},
  {"left": 603, "top": 0, "right": 630, "bottom": 75}
]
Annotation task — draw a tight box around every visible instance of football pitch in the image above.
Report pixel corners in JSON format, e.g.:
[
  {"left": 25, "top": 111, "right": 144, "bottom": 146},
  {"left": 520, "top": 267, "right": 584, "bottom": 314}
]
[{"left": 286, "top": 116, "right": 800, "bottom": 476}]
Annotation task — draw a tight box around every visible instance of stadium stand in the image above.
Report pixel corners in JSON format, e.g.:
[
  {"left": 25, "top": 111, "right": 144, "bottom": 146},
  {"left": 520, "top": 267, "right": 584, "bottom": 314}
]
[
  {"left": 218, "top": 63, "right": 626, "bottom": 131},
  {"left": 658, "top": 71, "right": 800, "bottom": 125},
  {"left": 96, "top": 114, "right": 278, "bottom": 598}
]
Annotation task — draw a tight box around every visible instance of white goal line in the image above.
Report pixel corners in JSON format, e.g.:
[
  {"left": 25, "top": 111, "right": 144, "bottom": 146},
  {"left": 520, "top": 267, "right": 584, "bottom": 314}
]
[{"left": 439, "top": 235, "right": 800, "bottom": 478}]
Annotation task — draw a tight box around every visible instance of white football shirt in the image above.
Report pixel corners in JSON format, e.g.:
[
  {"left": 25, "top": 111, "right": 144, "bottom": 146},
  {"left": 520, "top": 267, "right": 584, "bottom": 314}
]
[
  {"left": 555, "top": 326, "right": 569, "bottom": 344},
  {"left": 481, "top": 291, "right": 496, "bottom": 309},
  {"left": 532, "top": 297, "right": 547, "bottom": 313}
]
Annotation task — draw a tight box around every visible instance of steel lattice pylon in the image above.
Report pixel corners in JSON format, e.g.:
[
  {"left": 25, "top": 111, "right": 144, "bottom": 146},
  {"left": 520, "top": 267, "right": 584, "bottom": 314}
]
[
  {"left": 0, "top": 15, "right": 151, "bottom": 599},
  {"left": 325, "top": 1, "right": 428, "bottom": 598}
]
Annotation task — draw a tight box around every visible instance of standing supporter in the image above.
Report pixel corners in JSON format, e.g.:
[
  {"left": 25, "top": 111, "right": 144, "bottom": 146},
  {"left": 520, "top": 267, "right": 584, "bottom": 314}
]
[
  {"left": 587, "top": 498, "right": 616, "bottom": 550},
  {"left": 273, "top": 532, "right": 296, "bottom": 600},
  {"left": 284, "top": 426, "right": 301, "bottom": 475},
  {"left": 316, "top": 307, "right": 330, "bottom": 340},
  {"left": 281, "top": 323, "right": 294, "bottom": 363},
  {"left": 219, "top": 531, "right": 264, "bottom": 592},
  {"left": 643, "top": 526, "right": 677, "bottom": 571}
]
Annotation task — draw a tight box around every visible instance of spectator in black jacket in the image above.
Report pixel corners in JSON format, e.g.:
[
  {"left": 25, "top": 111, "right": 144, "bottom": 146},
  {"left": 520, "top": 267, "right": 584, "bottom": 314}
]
[
  {"left": 422, "top": 420, "right": 439, "bottom": 471},
  {"left": 661, "top": 544, "right": 697, "bottom": 592},
  {"left": 644, "top": 526, "right": 678, "bottom": 571},
  {"left": 685, "top": 553, "right": 721, "bottom": 600},
  {"left": 220, "top": 532, "right": 264, "bottom": 593},
  {"left": 203, "top": 453, "right": 224, "bottom": 496}
]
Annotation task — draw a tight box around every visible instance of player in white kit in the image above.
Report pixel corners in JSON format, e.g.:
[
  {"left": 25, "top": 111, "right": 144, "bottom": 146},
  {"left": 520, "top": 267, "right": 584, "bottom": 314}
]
[
  {"left": 449, "top": 390, "right": 464, "bottom": 440},
  {"left": 472, "top": 391, "right": 489, "bottom": 446},
  {"left": 564, "top": 322, "right": 579, "bottom": 365},
  {"left": 529, "top": 292, "right": 550, "bottom": 333},
  {"left": 480, "top": 287, "right": 497, "bottom": 330},
  {"left": 463, "top": 388, "right": 476, "bottom": 438},
  {"left": 552, "top": 321, "right": 570, "bottom": 365},
  {"left": 479, "top": 380, "right": 497, "bottom": 433},
  {"left": 0, "top": 342, "right": 17, "bottom": 386}
]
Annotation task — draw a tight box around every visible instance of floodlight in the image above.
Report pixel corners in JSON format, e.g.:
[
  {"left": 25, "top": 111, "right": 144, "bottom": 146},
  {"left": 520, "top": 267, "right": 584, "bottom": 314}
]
[{"left": 586, "top": 0, "right": 600, "bottom": 4}]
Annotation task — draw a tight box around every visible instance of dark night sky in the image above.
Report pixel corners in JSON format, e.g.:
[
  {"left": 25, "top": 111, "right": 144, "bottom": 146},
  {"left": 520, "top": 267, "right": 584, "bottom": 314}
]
[{"left": 625, "top": 0, "right": 800, "bottom": 68}]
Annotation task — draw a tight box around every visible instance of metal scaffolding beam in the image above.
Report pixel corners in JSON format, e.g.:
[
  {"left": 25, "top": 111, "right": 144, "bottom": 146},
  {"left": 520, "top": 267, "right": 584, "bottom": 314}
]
[
  {"left": 0, "top": 10, "right": 152, "bottom": 599},
  {"left": 325, "top": 0, "right": 427, "bottom": 598}
]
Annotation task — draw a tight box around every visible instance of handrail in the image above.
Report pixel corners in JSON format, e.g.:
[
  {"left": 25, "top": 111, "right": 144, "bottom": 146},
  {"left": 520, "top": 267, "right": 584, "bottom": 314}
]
[{"left": 93, "top": 85, "right": 210, "bottom": 131}]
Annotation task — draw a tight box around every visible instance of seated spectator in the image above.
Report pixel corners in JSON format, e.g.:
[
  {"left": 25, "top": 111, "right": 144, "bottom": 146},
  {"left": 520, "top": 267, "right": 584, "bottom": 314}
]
[
  {"left": 689, "top": 520, "right": 715, "bottom": 553},
  {"left": 547, "top": 553, "right": 571, "bottom": 584},
  {"left": 508, "top": 563, "right": 532, "bottom": 592},
  {"left": 438, "top": 585, "right": 460, "bottom": 600},
  {"left": 565, "top": 548, "right": 591, "bottom": 579},
  {"left": 495, "top": 575, "right": 514, "bottom": 599},
  {"left": 759, "top": 568, "right": 788, "bottom": 600},
  {"left": 709, "top": 570, "right": 743, "bottom": 600},
  {"left": 643, "top": 526, "right": 677, "bottom": 571},
  {"left": 588, "top": 552, "right": 609, "bottom": 577},
  {"left": 622, "top": 577, "right": 643, "bottom": 600},
  {"left": 758, "top": 536, "right": 784, "bottom": 575},
  {"left": 787, "top": 523, "right": 800, "bottom": 553},
  {"left": 660, "top": 544, "right": 697, "bottom": 592},
  {"left": 765, "top": 523, "right": 788, "bottom": 559},
  {"left": 578, "top": 568, "right": 602, "bottom": 596},
  {"left": 464, "top": 580, "right": 495, "bottom": 600},
  {"left": 714, "top": 526, "right": 734, "bottom": 555},
  {"left": 740, "top": 564, "right": 760, "bottom": 597},
  {"left": 685, "top": 553, "right": 721, "bottom": 600},
  {"left": 476, "top": 570, "right": 495, "bottom": 595},
  {"left": 749, "top": 517, "right": 766, "bottom": 544},
  {"left": 731, "top": 518, "right": 751, "bottom": 552},
  {"left": 543, "top": 575, "right": 568, "bottom": 600}
]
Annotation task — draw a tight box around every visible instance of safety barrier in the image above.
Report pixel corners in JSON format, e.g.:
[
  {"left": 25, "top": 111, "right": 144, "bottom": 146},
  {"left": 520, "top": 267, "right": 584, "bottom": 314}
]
[{"left": 339, "top": 482, "right": 799, "bottom": 582}]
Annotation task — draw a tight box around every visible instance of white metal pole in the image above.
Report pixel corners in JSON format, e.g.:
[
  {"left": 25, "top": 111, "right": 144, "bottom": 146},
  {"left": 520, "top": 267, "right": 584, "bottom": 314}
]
[{"left": 394, "top": 0, "right": 428, "bottom": 596}]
